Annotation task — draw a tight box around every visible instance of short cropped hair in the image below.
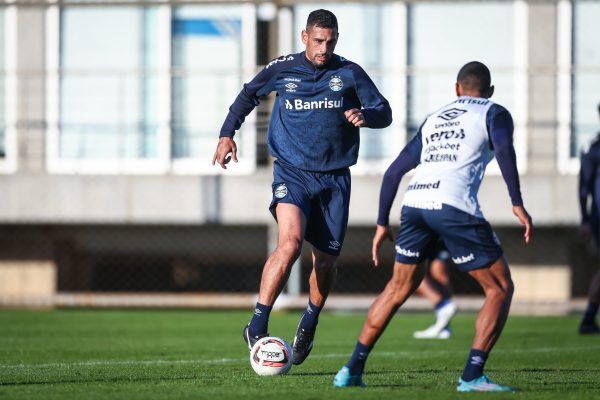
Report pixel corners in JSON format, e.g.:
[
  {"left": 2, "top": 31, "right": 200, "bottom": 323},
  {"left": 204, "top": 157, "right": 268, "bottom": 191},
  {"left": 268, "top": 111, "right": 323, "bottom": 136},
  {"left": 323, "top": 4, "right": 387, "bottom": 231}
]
[
  {"left": 457, "top": 61, "right": 492, "bottom": 93},
  {"left": 306, "top": 9, "right": 338, "bottom": 32}
]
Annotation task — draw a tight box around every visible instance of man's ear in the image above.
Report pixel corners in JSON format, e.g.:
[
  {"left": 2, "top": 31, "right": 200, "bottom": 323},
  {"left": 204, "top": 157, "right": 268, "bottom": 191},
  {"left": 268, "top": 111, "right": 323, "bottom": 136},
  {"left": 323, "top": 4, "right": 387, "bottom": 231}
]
[
  {"left": 482, "top": 85, "right": 495, "bottom": 99},
  {"left": 301, "top": 30, "right": 308, "bottom": 45},
  {"left": 455, "top": 82, "right": 461, "bottom": 97}
]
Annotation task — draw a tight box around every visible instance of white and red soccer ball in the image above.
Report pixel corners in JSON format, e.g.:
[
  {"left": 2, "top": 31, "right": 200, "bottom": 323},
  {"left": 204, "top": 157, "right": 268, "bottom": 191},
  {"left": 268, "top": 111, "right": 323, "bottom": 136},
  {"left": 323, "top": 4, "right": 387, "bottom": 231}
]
[{"left": 249, "top": 336, "right": 293, "bottom": 376}]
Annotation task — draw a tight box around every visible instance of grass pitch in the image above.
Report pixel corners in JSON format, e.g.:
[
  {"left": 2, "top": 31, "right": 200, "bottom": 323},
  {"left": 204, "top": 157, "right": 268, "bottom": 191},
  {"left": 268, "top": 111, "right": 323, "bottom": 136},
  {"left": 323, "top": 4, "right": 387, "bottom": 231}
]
[{"left": 0, "top": 309, "right": 598, "bottom": 399}]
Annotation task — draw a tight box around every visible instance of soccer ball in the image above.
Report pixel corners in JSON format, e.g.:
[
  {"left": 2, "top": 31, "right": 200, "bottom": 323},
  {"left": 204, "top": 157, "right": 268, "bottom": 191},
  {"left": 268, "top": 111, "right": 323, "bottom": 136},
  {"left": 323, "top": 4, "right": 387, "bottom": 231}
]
[{"left": 249, "top": 336, "right": 293, "bottom": 376}]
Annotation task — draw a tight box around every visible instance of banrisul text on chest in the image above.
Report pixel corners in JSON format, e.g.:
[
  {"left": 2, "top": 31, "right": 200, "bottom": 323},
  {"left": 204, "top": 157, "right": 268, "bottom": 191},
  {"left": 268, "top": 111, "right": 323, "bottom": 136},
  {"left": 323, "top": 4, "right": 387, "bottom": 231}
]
[{"left": 284, "top": 98, "right": 344, "bottom": 111}]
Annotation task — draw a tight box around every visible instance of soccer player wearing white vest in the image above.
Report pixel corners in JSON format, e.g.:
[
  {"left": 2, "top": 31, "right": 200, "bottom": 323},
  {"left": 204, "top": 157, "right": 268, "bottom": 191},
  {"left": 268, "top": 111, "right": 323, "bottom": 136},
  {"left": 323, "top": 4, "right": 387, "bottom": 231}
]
[{"left": 333, "top": 61, "right": 532, "bottom": 392}]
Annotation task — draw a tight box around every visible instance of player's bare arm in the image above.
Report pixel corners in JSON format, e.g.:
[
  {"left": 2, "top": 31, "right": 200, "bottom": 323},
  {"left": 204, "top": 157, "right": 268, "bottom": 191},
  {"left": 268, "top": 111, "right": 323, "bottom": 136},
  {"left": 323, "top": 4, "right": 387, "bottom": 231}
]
[{"left": 212, "top": 137, "right": 238, "bottom": 169}]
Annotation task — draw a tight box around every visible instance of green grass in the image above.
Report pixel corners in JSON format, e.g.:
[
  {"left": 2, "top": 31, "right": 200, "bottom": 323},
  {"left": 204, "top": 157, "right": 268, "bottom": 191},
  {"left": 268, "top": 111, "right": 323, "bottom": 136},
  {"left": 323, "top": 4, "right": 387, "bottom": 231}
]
[{"left": 0, "top": 309, "right": 598, "bottom": 399}]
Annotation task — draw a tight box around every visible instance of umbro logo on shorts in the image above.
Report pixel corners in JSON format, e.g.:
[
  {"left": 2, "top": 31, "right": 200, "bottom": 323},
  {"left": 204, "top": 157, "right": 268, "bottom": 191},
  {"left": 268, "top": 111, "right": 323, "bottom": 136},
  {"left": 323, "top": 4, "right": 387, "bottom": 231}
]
[{"left": 438, "top": 108, "right": 467, "bottom": 121}]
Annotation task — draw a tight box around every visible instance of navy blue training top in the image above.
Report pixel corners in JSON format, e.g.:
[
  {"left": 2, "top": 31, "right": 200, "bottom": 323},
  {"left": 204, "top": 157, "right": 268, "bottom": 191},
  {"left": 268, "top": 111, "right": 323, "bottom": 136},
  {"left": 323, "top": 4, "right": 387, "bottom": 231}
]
[
  {"left": 220, "top": 52, "right": 393, "bottom": 172},
  {"left": 377, "top": 103, "right": 523, "bottom": 225},
  {"left": 579, "top": 133, "right": 600, "bottom": 224}
]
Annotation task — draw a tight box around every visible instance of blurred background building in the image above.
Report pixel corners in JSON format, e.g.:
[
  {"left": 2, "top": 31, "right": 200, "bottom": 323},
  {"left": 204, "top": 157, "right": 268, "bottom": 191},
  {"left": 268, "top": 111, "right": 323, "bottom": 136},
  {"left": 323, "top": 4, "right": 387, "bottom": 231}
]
[{"left": 0, "top": 0, "right": 598, "bottom": 313}]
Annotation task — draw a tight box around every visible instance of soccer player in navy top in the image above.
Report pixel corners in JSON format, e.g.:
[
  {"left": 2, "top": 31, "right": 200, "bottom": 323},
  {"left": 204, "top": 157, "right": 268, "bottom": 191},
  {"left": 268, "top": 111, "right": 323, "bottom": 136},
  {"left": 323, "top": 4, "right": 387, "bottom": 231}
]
[
  {"left": 212, "top": 9, "right": 392, "bottom": 365},
  {"left": 578, "top": 102, "right": 600, "bottom": 335},
  {"left": 333, "top": 62, "right": 532, "bottom": 392}
]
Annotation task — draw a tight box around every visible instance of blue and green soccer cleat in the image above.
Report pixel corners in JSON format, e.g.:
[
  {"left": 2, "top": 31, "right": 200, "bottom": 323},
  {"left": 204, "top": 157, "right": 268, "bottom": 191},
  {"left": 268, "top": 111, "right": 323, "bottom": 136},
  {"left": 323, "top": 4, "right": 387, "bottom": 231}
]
[
  {"left": 457, "top": 375, "right": 516, "bottom": 392},
  {"left": 333, "top": 366, "right": 366, "bottom": 387}
]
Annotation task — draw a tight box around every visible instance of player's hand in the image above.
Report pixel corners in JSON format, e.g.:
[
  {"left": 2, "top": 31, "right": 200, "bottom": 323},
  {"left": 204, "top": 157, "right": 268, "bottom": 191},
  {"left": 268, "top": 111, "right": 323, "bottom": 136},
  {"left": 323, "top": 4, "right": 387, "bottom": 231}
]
[
  {"left": 372, "top": 224, "right": 394, "bottom": 267},
  {"left": 512, "top": 205, "right": 532, "bottom": 244},
  {"left": 345, "top": 108, "right": 365, "bottom": 127},
  {"left": 212, "top": 137, "right": 238, "bottom": 169}
]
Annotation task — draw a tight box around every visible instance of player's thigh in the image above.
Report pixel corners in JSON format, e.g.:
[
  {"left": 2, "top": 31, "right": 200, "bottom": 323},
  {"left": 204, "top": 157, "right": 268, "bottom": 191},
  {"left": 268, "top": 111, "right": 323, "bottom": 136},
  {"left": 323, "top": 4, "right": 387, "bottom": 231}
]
[
  {"left": 269, "top": 161, "right": 311, "bottom": 237},
  {"left": 305, "top": 170, "right": 350, "bottom": 256},
  {"left": 432, "top": 205, "right": 503, "bottom": 272},
  {"left": 394, "top": 206, "right": 438, "bottom": 265},
  {"left": 274, "top": 203, "right": 306, "bottom": 244}
]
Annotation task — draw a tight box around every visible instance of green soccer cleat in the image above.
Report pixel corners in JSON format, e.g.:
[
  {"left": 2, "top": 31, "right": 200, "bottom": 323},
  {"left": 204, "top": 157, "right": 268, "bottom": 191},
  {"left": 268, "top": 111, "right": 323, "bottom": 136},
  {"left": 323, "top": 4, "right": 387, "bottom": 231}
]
[
  {"left": 457, "top": 375, "right": 516, "bottom": 392},
  {"left": 333, "top": 366, "right": 366, "bottom": 388}
]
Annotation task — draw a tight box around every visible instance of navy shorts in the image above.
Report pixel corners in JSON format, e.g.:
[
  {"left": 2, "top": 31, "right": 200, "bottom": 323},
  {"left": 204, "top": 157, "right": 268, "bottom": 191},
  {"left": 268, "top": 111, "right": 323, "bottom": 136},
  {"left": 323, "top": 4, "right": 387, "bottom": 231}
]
[
  {"left": 269, "top": 161, "right": 351, "bottom": 256},
  {"left": 394, "top": 204, "right": 503, "bottom": 271}
]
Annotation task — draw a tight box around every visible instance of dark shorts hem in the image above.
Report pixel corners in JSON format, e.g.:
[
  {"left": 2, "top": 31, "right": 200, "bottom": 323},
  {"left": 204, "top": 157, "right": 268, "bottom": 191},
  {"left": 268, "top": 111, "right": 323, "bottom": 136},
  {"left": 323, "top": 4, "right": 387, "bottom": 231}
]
[
  {"left": 453, "top": 251, "right": 504, "bottom": 272},
  {"left": 269, "top": 197, "right": 310, "bottom": 221},
  {"left": 394, "top": 253, "right": 425, "bottom": 265},
  {"left": 309, "top": 240, "right": 342, "bottom": 257}
]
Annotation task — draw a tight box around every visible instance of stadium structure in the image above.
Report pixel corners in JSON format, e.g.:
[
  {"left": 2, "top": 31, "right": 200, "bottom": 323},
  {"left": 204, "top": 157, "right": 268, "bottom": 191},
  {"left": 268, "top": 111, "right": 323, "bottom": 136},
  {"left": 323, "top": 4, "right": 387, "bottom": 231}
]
[{"left": 0, "top": 0, "right": 597, "bottom": 314}]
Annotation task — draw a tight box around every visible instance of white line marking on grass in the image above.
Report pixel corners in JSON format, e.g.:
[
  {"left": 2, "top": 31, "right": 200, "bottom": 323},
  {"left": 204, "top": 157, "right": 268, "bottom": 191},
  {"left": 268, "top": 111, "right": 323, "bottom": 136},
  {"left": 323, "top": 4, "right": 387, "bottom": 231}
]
[
  {"left": 2, "top": 345, "right": 599, "bottom": 370},
  {"left": 0, "top": 357, "right": 248, "bottom": 369}
]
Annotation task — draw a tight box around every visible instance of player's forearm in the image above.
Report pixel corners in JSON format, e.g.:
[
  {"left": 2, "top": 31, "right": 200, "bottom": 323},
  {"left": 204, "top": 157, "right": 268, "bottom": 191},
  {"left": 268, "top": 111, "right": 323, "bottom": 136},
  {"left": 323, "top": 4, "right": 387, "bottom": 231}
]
[
  {"left": 377, "top": 172, "right": 400, "bottom": 226},
  {"left": 488, "top": 108, "right": 522, "bottom": 206},
  {"left": 377, "top": 150, "right": 418, "bottom": 225},
  {"left": 362, "top": 105, "right": 393, "bottom": 129},
  {"left": 219, "top": 88, "right": 260, "bottom": 138},
  {"left": 494, "top": 144, "right": 523, "bottom": 206},
  {"left": 350, "top": 64, "right": 393, "bottom": 129}
]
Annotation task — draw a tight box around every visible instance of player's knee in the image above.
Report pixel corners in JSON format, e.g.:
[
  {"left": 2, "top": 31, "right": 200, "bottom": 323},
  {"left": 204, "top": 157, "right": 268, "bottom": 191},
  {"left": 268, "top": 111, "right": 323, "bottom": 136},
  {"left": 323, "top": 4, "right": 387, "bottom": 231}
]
[
  {"left": 386, "top": 278, "right": 412, "bottom": 302},
  {"left": 503, "top": 277, "right": 514, "bottom": 299},
  {"left": 488, "top": 276, "right": 514, "bottom": 301},
  {"left": 276, "top": 238, "right": 302, "bottom": 260},
  {"left": 313, "top": 254, "right": 337, "bottom": 270}
]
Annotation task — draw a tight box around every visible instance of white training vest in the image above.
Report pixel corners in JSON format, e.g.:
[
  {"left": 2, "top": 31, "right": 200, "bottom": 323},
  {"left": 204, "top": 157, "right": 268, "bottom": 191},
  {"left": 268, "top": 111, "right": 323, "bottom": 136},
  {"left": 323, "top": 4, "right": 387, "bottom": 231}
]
[{"left": 402, "top": 96, "right": 495, "bottom": 218}]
